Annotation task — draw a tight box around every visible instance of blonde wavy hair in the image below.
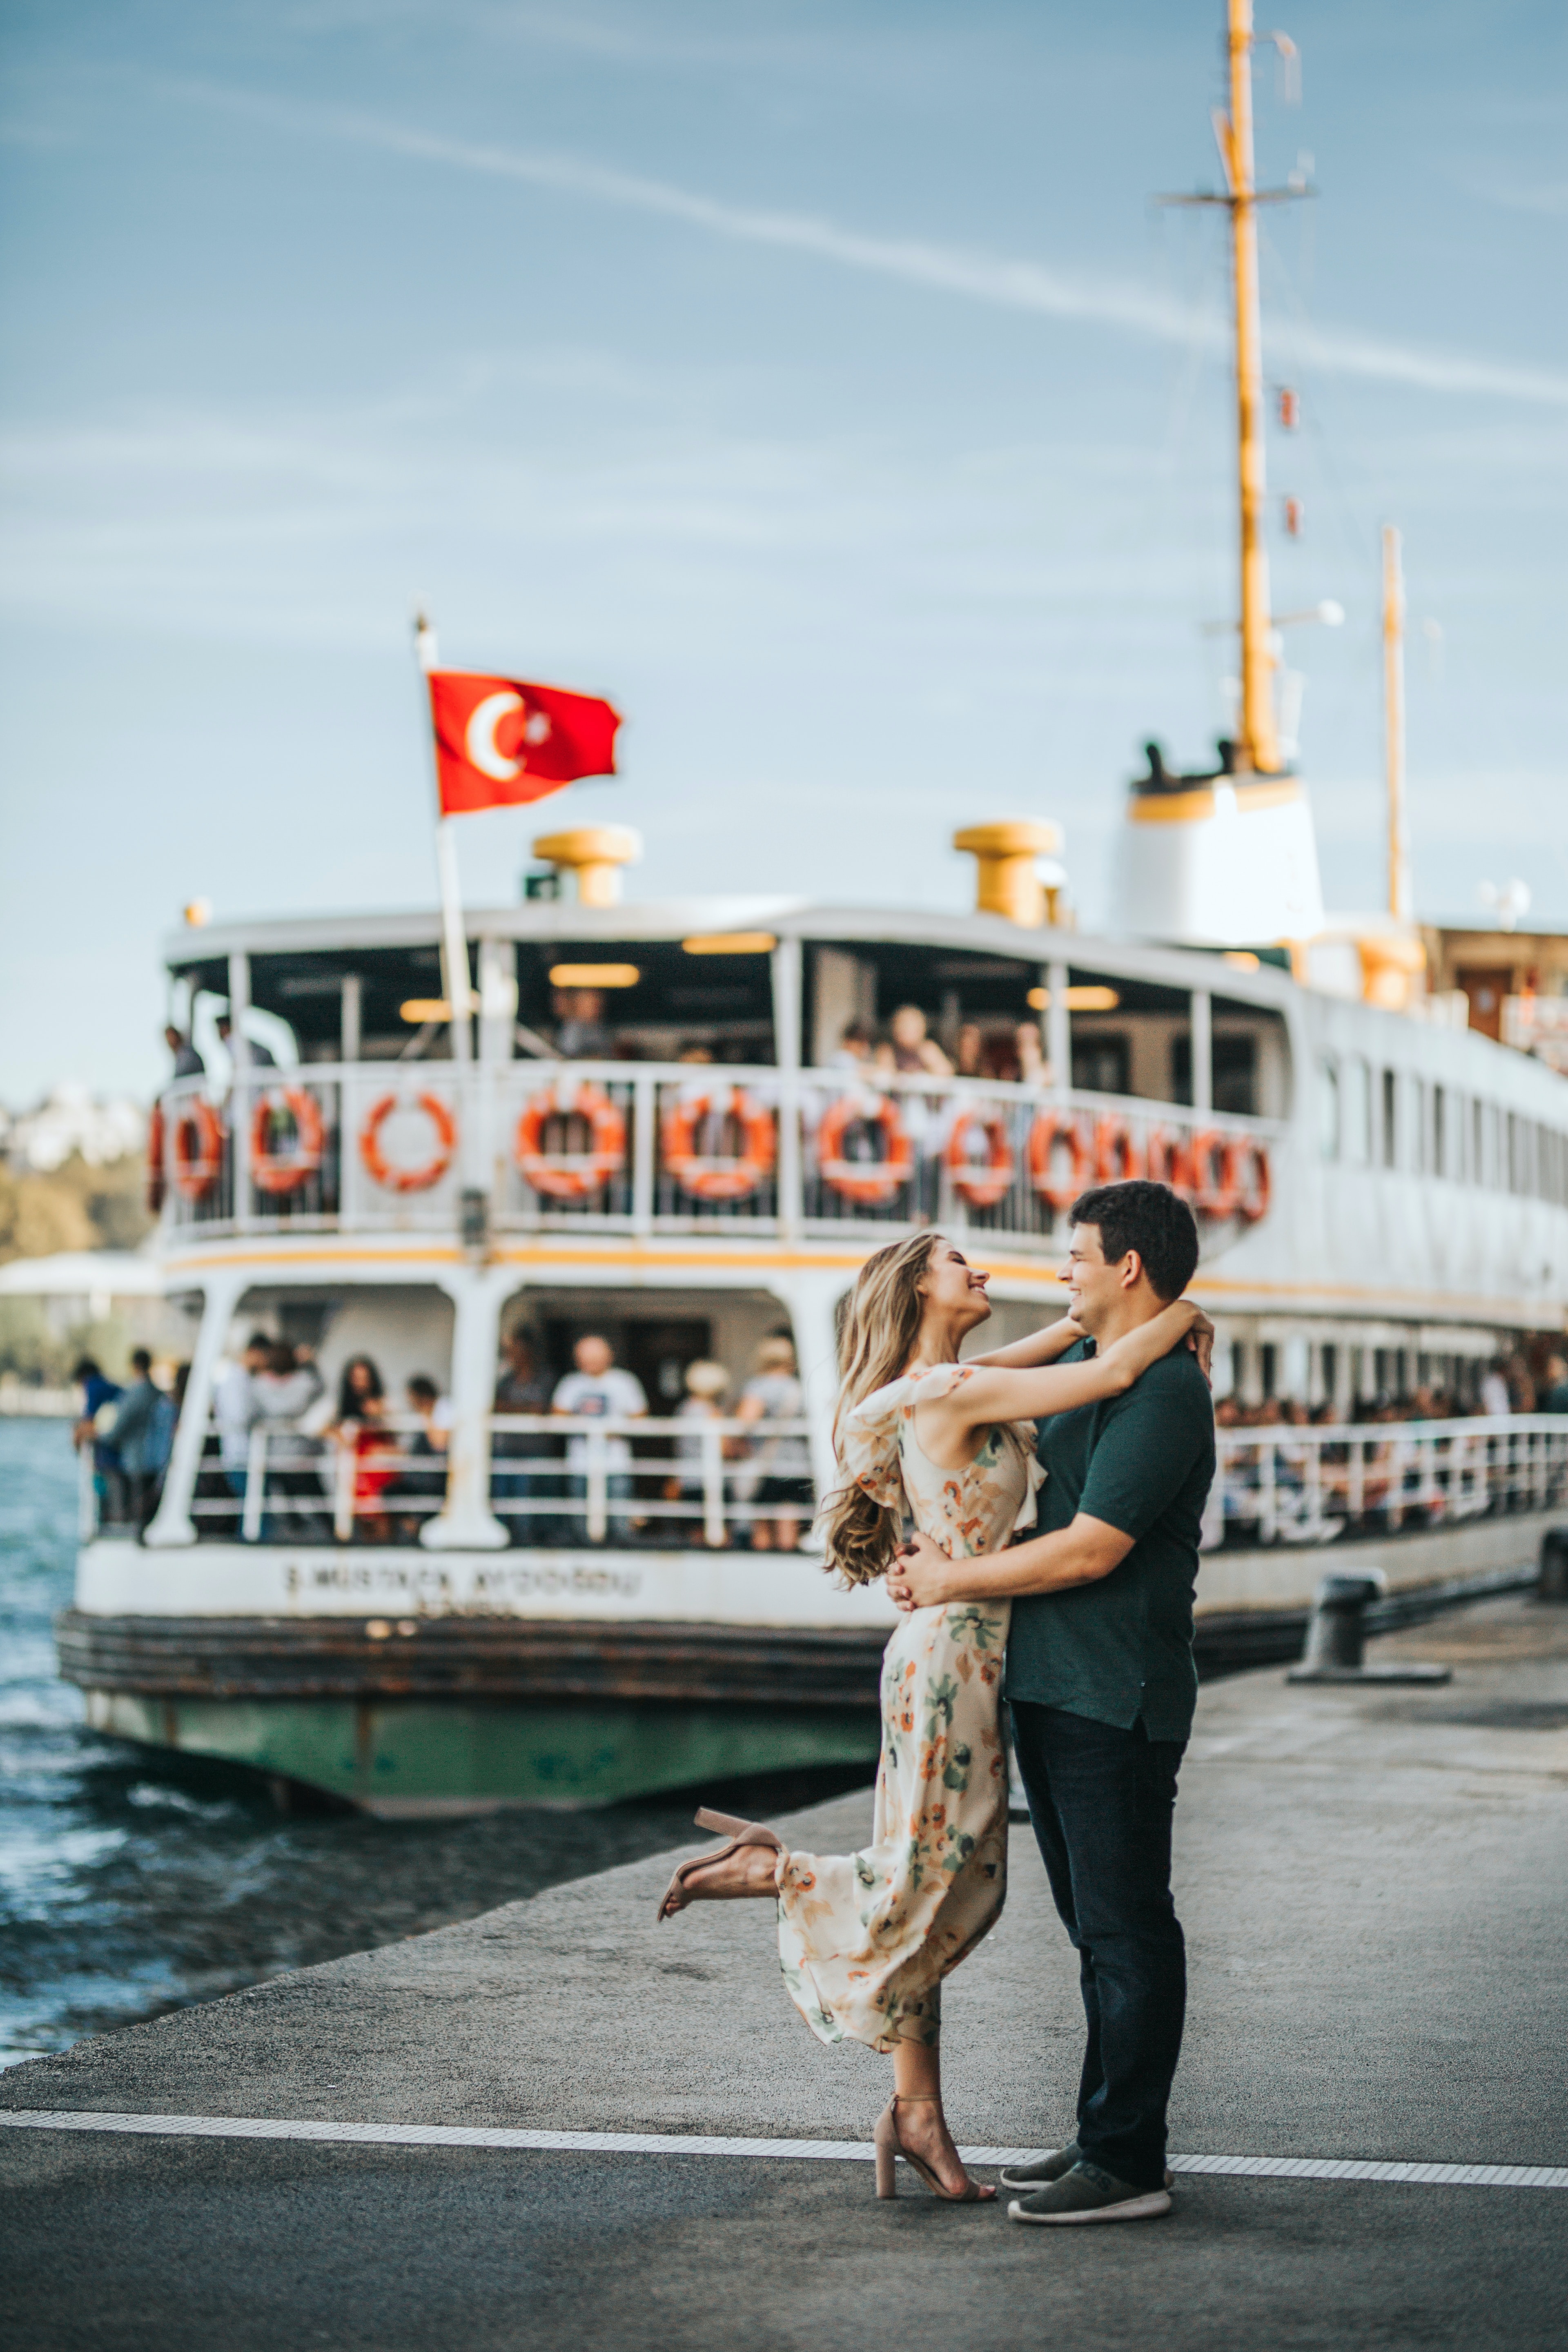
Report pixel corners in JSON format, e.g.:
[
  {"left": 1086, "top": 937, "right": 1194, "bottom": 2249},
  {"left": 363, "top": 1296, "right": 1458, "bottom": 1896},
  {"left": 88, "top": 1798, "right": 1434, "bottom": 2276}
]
[{"left": 820, "top": 1229, "right": 940, "bottom": 1588}]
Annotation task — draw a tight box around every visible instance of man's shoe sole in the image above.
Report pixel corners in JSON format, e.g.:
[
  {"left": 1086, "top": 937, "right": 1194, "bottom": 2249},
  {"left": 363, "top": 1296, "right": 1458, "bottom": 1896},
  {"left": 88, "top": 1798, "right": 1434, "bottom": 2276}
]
[{"left": 1008, "top": 2188, "right": 1173, "bottom": 2226}]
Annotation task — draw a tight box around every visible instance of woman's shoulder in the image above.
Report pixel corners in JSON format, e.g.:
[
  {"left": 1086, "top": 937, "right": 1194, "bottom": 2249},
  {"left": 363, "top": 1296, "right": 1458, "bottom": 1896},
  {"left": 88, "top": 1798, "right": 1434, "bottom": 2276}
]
[{"left": 846, "top": 1363, "right": 973, "bottom": 1429}]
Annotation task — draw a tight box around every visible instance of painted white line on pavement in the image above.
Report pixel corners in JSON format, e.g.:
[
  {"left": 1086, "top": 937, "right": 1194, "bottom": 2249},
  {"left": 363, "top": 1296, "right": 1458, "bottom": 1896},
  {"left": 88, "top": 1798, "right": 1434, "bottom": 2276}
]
[{"left": 2, "top": 2109, "right": 1565, "bottom": 2189}]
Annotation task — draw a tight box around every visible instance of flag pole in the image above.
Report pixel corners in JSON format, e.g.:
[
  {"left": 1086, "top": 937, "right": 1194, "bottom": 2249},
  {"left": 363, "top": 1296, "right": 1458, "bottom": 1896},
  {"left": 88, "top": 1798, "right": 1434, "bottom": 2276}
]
[{"left": 415, "top": 613, "right": 473, "bottom": 1066}]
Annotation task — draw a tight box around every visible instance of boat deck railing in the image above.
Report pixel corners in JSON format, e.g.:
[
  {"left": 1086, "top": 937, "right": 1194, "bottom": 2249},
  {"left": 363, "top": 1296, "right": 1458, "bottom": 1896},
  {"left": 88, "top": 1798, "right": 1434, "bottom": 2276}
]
[
  {"left": 82, "top": 1412, "right": 817, "bottom": 1548},
  {"left": 151, "top": 1061, "right": 1279, "bottom": 1250},
  {"left": 81, "top": 1413, "right": 1568, "bottom": 1552},
  {"left": 1209, "top": 1416, "right": 1568, "bottom": 1547}
]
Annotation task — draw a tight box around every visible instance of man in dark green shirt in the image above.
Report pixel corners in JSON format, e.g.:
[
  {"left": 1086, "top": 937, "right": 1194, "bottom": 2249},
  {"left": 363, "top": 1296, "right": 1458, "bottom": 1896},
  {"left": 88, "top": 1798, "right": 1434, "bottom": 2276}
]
[{"left": 888, "top": 1178, "right": 1215, "bottom": 2227}]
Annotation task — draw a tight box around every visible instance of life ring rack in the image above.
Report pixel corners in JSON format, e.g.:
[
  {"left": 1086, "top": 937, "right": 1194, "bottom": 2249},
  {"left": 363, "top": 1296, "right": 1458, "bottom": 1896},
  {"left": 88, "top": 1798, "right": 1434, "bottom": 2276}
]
[
  {"left": 515, "top": 1080, "right": 627, "bottom": 1202},
  {"left": 816, "top": 1091, "right": 913, "bottom": 1207},
  {"left": 359, "top": 1091, "right": 458, "bottom": 1195},
  {"left": 662, "top": 1087, "right": 777, "bottom": 1203}
]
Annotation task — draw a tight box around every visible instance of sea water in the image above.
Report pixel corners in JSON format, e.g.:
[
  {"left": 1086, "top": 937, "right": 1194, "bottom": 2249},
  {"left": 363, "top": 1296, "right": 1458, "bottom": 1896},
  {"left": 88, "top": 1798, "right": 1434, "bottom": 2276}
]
[{"left": 0, "top": 1418, "right": 864, "bottom": 2072}]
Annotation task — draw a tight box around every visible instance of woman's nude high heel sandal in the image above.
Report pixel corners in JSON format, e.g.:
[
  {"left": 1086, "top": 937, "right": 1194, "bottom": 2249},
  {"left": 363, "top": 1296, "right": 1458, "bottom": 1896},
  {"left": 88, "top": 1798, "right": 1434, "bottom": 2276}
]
[
  {"left": 874, "top": 2095, "right": 996, "bottom": 2203},
  {"left": 656, "top": 1808, "right": 784, "bottom": 1921}
]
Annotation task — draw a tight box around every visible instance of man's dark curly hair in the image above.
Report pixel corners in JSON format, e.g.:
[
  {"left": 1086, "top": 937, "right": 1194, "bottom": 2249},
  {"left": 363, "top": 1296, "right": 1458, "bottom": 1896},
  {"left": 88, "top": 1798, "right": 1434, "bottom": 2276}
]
[{"left": 1069, "top": 1179, "right": 1200, "bottom": 1303}]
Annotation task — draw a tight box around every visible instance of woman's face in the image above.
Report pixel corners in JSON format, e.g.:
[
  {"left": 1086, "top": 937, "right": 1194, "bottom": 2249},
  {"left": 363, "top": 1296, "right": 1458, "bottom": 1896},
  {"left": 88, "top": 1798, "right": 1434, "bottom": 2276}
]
[
  {"left": 350, "top": 1362, "right": 373, "bottom": 1398},
  {"left": 891, "top": 1007, "right": 926, "bottom": 1049},
  {"left": 917, "top": 1238, "right": 991, "bottom": 1332}
]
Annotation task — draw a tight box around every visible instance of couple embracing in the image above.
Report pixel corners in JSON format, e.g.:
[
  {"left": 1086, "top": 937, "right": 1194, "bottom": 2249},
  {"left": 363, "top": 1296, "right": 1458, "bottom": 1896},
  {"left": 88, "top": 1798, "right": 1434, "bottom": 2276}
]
[{"left": 659, "top": 1178, "right": 1217, "bottom": 2227}]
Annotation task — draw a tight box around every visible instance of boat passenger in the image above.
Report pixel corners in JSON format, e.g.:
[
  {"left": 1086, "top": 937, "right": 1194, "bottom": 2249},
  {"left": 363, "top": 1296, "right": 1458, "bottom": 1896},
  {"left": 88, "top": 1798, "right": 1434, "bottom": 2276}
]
[
  {"left": 212, "top": 1331, "right": 271, "bottom": 1539},
  {"left": 734, "top": 1335, "right": 811, "bottom": 1554},
  {"left": 163, "top": 1025, "right": 204, "bottom": 1080},
  {"left": 254, "top": 1343, "right": 328, "bottom": 1541},
  {"left": 216, "top": 1015, "right": 276, "bottom": 1068},
  {"left": 828, "top": 1018, "right": 876, "bottom": 1072},
  {"left": 492, "top": 1330, "right": 557, "bottom": 1545},
  {"left": 552, "top": 1335, "right": 648, "bottom": 1545},
  {"left": 389, "top": 1375, "right": 452, "bottom": 1532},
  {"left": 875, "top": 1004, "right": 953, "bottom": 1078},
  {"left": 330, "top": 1356, "right": 397, "bottom": 1543},
  {"left": 666, "top": 1359, "right": 730, "bottom": 1545}
]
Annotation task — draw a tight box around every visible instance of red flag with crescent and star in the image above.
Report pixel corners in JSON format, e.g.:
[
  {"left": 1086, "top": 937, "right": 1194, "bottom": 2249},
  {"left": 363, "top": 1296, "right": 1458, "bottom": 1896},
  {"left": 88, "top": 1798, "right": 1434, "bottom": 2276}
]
[{"left": 426, "top": 670, "right": 622, "bottom": 815}]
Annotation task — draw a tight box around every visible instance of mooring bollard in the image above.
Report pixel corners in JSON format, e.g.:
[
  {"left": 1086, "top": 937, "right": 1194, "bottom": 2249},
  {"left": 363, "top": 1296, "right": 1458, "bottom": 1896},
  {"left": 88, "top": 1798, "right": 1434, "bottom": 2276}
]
[
  {"left": 1287, "top": 1572, "right": 1451, "bottom": 1685},
  {"left": 1539, "top": 1528, "right": 1568, "bottom": 1605}
]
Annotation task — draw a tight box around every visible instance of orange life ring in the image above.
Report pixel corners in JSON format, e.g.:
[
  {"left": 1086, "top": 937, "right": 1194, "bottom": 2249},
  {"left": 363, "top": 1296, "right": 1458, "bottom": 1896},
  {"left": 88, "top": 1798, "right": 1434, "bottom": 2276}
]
[
  {"left": 1027, "top": 1111, "right": 1091, "bottom": 1212},
  {"left": 516, "top": 1082, "right": 626, "bottom": 1201},
  {"left": 360, "top": 1091, "right": 457, "bottom": 1194},
  {"left": 662, "top": 1088, "right": 776, "bottom": 1203},
  {"left": 146, "top": 1101, "right": 167, "bottom": 1214},
  {"left": 1145, "top": 1126, "right": 1194, "bottom": 1199},
  {"left": 1228, "top": 1135, "right": 1272, "bottom": 1223},
  {"left": 817, "top": 1093, "right": 913, "bottom": 1206},
  {"left": 944, "top": 1105, "right": 1015, "bottom": 1210},
  {"left": 1092, "top": 1115, "right": 1145, "bottom": 1185},
  {"left": 252, "top": 1086, "right": 325, "bottom": 1197},
  {"left": 170, "top": 1098, "right": 224, "bottom": 1201},
  {"left": 1188, "top": 1129, "right": 1241, "bottom": 1220}
]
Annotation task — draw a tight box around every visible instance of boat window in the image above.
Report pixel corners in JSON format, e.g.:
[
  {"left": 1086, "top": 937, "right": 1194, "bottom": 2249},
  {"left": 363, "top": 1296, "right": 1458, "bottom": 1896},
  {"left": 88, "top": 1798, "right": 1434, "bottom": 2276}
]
[
  {"left": 1433, "top": 1086, "right": 1447, "bottom": 1179},
  {"left": 1072, "top": 1035, "right": 1131, "bottom": 1098},
  {"left": 1413, "top": 1080, "right": 1430, "bottom": 1174},
  {"left": 1472, "top": 1097, "right": 1486, "bottom": 1187},
  {"left": 1317, "top": 1058, "right": 1340, "bottom": 1160},
  {"left": 1380, "top": 1069, "right": 1398, "bottom": 1169},
  {"left": 1342, "top": 1056, "right": 1371, "bottom": 1163}
]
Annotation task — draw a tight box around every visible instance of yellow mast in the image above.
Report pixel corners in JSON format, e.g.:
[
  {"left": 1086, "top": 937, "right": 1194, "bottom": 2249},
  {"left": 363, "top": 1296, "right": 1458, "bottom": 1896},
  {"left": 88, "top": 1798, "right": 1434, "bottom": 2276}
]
[
  {"left": 1382, "top": 524, "right": 1411, "bottom": 922},
  {"left": 1216, "top": 0, "right": 1281, "bottom": 775}
]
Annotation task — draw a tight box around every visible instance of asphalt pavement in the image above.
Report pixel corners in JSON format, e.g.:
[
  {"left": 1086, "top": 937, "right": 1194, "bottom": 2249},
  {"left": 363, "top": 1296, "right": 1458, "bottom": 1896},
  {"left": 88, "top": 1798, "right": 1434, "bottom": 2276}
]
[{"left": 4, "top": 1595, "right": 1566, "bottom": 2351}]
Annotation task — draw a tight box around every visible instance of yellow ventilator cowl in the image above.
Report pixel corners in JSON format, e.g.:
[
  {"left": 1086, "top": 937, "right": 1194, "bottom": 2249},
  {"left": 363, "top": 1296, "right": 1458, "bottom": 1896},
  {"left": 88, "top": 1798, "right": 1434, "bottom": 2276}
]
[
  {"left": 531, "top": 825, "right": 642, "bottom": 909},
  {"left": 953, "top": 820, "right": 1064, "bottom": 927}
]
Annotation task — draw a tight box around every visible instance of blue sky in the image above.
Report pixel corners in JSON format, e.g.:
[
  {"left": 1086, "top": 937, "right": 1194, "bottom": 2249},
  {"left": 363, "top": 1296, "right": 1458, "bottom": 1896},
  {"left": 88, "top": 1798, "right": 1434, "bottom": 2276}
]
[{"left": 2, "top": 0, "right": 1564, "bottom": 1100}]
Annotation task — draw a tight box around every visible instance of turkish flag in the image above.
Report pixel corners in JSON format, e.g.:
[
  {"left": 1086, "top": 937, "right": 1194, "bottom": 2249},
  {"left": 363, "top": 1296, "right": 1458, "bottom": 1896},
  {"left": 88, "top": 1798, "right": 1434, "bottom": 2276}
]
[{"left": 427, "top": 670, "right": 621, "bottom": 815}]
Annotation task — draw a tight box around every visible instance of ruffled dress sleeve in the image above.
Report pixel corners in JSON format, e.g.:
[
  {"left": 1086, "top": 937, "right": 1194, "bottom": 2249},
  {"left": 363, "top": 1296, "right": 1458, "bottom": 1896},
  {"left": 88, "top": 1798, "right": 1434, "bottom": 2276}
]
[{"left": 840, "top": 1365, "right": 978, "bottom": 1508}]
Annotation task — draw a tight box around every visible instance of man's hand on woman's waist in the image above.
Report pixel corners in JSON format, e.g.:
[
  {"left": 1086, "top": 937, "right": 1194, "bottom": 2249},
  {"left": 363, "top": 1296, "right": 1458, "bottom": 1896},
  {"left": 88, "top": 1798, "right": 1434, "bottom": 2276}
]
[{"left": 887, "top": 1516, "right": 1135, "bottom": 1612}]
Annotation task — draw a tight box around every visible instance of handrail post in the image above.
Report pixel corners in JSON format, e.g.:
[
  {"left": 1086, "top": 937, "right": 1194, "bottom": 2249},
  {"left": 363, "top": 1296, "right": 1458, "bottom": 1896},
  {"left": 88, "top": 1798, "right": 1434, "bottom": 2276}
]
[
  {"left": 771, "top": 936, "right": 802, "bottom": 1239},
  {"left": 702, "top": 1423, "right": 725, "bottom": 1548},
  {"left": 633, "top": 1071, "right": 656, "bottom": 1232},
  {"left": 242, "top": 1427, "right": 267, "bottom": 1542},
  {"left": 78, "top": 1443, "right": 98, "bottom": 1541},
  {"left": 227, "top": 948, "right": 252, "bottom": 1230},
  {"left": 586, "top": 1427, "right": 608, "bottom": 1543},
  {"left": 333, "top": 1436, "right": 356, "bottom": 1542}
]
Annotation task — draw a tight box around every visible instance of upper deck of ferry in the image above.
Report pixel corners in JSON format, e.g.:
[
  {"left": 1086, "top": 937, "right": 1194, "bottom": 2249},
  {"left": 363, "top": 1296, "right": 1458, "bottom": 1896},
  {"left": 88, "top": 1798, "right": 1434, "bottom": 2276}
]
[{"left": 149, "top": 866, "right": 1568, "bottom": 1333}]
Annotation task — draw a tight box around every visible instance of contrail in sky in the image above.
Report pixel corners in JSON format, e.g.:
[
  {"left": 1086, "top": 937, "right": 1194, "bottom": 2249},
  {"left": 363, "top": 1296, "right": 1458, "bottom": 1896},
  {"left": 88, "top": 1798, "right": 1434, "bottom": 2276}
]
[{"left": 168, "top": 81, "right": 1568, "bottom": 410}]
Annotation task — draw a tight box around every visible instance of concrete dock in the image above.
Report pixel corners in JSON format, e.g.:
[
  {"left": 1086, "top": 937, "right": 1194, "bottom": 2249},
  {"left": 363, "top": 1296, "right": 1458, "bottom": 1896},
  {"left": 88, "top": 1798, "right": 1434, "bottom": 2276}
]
[{"left": 4, "top": 1594, "right": 1567, "bottom": 2351}]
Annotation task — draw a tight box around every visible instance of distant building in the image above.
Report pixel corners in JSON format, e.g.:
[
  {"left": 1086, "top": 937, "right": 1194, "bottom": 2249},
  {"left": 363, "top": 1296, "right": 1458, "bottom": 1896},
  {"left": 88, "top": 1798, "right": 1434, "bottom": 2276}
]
[
  {"left": 1421, "top": 925, "right": 1568, "bottom": 1074},
  {"left": 2, "top": 1084, "right": 147, "bottom": 1174}
]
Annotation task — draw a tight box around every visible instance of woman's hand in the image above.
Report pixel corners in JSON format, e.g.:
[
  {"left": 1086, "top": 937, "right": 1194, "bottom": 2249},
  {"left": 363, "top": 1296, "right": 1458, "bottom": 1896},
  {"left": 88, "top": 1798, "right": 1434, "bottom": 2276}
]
[
  {"left": 886, "top": 1529, "right": 953, "bottom": 1612},
  {"left": 1185, "top": 1309, "right": 1216, "bottom": 1384}
]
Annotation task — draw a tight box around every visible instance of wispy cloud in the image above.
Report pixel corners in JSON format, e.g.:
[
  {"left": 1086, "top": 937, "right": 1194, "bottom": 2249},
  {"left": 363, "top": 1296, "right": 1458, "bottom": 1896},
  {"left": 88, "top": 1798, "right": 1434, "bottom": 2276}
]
[{"left": 162, "top": 78, "right": 1568, "bottom": 410}]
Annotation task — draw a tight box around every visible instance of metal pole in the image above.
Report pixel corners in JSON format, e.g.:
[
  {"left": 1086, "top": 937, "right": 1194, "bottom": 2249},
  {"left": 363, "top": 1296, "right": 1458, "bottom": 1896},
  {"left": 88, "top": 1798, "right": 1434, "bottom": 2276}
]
[
  {"left": 1191, "top": 988, "right": 1214, "bottom": 1116},
  {"left": 771, "top": 935, "right": 803, "bottom": 1238},
  {"left": 1383, "top": 524, "right": 1411, "bottom": 923},
  {"left": 1224, "top": 0, "right": 1281, "bottom": 775},
  {"left": 227, "top": 948, "right": 252, "bottom": 1227}
]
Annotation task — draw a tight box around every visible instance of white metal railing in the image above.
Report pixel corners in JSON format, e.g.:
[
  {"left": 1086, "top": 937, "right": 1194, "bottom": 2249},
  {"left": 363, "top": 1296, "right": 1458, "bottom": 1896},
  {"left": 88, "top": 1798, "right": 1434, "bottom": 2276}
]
[
  {"left": 154, "top": 1060, "right": 1279, "bottom": 1250},
  {"left": 1209, "top": 1416, "right": 1568, "bottom": 1548},
  {"left": 136, "top": 1410, "right": 819, "bottom": 1548},
  {"left": 487, "top": 1414, "right": 815, "bottom": 1546}
]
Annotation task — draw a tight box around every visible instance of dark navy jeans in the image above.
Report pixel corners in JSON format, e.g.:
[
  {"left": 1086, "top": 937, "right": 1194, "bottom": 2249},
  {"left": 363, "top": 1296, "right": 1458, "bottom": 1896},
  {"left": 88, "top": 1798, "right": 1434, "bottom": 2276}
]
[{"left": 1009, "top": 1701, "right": 1187, "bottom": 2191}]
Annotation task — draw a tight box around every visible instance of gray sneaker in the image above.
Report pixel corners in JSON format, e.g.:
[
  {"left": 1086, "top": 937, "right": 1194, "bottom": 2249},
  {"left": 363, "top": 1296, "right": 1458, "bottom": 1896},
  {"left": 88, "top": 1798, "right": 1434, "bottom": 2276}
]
[
  {"left": 998, "top": 2140, "right": 1082, "bottom": 2190},
  {"left": 1001, "top": 2141, "right": 1174, "bottom": 2193},
  {"left": 1008, "top": 2160, "right": 1173, "bottom": 2226}
]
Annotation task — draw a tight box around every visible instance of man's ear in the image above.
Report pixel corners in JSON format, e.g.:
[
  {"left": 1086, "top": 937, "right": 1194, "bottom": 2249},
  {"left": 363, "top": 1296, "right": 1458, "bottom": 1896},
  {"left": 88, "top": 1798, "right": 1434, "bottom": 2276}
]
[{"left": 1118, "top": 1250, "right": 1144, "bottom": 1292}]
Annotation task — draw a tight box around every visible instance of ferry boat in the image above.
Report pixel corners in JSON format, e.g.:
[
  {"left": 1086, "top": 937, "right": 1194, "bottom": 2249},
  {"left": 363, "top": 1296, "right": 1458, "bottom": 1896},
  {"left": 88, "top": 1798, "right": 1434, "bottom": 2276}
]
[{"left": 58, "top": 0, "right": 1568, "bottom": 1811}]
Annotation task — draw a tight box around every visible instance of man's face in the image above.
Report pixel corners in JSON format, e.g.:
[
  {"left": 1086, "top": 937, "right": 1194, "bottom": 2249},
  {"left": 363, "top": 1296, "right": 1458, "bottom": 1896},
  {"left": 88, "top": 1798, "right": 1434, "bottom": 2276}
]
[
  {"left": 507, "top": 1336, "right": 534, "bottom": 1376},
  {"left": 576, "top": 1336, "right": 612, "bottom": 1378},
  {"left": 1060, "top": 1223, "right": 1129, "bottom": 1335}
]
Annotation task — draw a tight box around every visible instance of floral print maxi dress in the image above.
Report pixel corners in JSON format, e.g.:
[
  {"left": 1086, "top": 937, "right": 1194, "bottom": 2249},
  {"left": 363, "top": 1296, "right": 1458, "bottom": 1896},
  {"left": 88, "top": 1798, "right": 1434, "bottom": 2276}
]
[{"left": 776, "top": 1364, "right": 1042, "bottom": 2052}]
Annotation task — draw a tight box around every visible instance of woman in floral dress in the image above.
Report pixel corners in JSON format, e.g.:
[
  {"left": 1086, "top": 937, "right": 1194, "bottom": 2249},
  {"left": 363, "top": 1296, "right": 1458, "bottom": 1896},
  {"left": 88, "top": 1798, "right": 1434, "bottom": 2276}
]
[{"left": 659, "top": 1230, "right": 1207, "bottom": 2201}]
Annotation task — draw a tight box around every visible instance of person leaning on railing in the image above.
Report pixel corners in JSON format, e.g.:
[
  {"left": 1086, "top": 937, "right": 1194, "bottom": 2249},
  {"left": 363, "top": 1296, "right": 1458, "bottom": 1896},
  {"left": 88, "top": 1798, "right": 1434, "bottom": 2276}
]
[{"left": 735, "top": 1335, "right": 811, "bottom": 1553}]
